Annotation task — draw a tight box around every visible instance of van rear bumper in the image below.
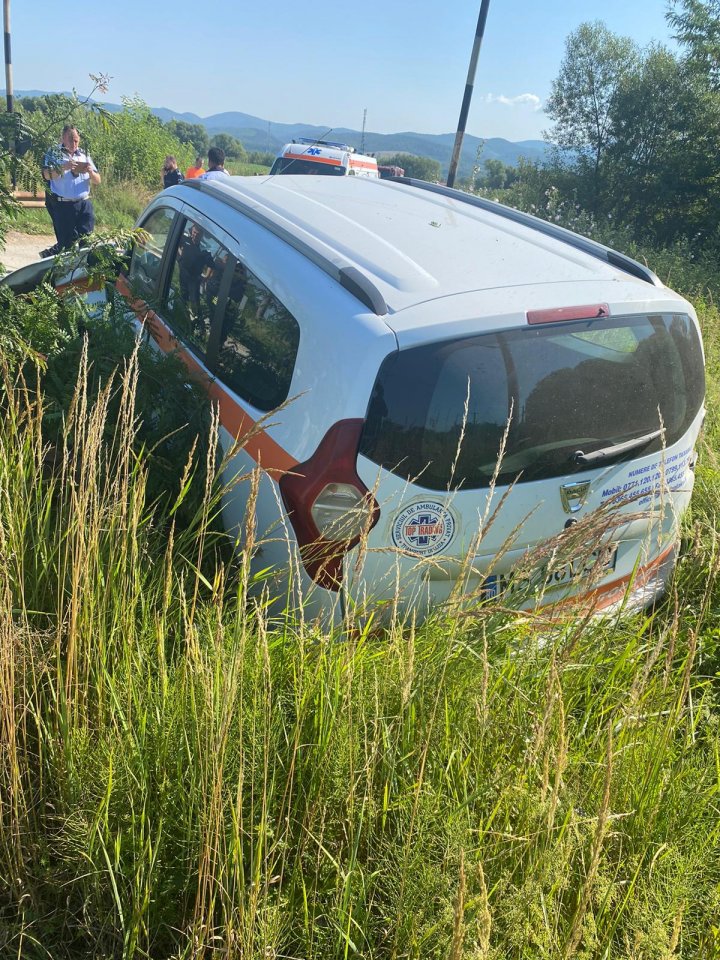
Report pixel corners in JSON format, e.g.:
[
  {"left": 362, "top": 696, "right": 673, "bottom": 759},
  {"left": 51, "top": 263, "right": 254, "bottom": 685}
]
[
  {"left": 340, "top": 538, "right": 679, "bottom": 626},
  {"left": 545, "top": 541, "right": 678, "bottom": 617}
]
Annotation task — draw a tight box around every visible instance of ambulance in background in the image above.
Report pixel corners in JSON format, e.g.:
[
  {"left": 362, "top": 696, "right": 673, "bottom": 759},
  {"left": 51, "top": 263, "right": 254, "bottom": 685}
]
[{"left": 269, "top": 139, "right": 379, "bottom": 178}]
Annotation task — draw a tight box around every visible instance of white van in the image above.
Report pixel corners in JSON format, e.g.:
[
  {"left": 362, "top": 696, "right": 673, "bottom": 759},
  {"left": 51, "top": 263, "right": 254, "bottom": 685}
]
[
  {"left": 269, "top": 138, "right": 379, "bottom": 178},
  {"left": 9, "top": 175, "right": 704, "bottom": 621}
]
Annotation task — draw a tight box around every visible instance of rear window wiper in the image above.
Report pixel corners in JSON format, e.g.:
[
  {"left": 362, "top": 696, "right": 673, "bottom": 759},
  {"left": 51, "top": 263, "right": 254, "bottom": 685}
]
[{"left": 572, "top": 428, "right": 663, "bottom": 466}]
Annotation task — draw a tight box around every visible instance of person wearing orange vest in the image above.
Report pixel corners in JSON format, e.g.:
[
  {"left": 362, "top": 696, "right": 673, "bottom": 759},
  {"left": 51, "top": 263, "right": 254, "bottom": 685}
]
[{"left": 185, "top": 156, "right": 205, "bottom": 179}]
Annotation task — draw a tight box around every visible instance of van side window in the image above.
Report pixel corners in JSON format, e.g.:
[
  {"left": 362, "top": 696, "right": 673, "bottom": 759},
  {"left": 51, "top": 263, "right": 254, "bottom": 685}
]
[
  {"left": 214, "top": 262, "right": 300, "bottom": 411},
  {"left": 164, "top": 219, "right": 230, "bottom": 358},
  {"left": 128, "top": 207, "right": 175, "bottom": 301}
]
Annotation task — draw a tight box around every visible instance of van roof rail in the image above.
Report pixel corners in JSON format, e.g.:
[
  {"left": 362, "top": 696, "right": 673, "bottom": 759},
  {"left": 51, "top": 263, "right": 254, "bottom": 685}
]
[
  {"left": 394, "top": 177, "right": 662, "bottom": 287},
  {"left": 183, "top": 178, "right": 388, "bottom": 316}
]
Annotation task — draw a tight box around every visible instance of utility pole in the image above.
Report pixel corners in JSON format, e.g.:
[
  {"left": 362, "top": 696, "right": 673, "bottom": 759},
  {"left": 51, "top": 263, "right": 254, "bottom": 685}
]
[
  {"left": 4, "top": 0, "right": 15, "bottom": 188},
  {"left": 446, "top": 0, "right": 491, "bottom": 189},
  {"left": 3, "top": 0, "right": 12, "bottom": 112},
  {"left": 360, "top": 108, "right": 367, "bottom": 154}
]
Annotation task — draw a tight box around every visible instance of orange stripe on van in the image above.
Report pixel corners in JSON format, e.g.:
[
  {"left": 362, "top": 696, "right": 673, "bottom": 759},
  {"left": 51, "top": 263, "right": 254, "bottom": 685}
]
[
  {"left": 284, "top": 152, "right": 343, "bottom": 166},
  {"left": 116, "top": 276, "right": 298, "bottom": 477},
  {"left": 56, "top": 276, "right": 103, "bottom": 295},
  {"left": 551, "top": 542, "right": 675, "bottom": 615}
]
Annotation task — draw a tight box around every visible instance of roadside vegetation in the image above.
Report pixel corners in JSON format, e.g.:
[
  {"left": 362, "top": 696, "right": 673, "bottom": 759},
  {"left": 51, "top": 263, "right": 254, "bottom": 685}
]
[
  {"left": 4, "top": 88, "right": 272, "bottom": 237},
  {"left": 0, "top": 256, "right": 718, "bottom": 958},
  {"left": 1, "top": 2, "right": 720, "bottom": 957}
]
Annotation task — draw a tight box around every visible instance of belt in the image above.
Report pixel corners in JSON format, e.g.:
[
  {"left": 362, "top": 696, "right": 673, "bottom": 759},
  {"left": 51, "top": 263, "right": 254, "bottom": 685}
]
[{"left": 55, "top": 196, "right": 89, "bottom": 203}]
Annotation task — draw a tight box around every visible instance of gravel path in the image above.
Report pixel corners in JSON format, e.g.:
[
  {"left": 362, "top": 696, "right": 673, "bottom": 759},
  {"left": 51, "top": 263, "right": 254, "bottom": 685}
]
[{"left": 2, "top": 231, "right": 56, "bottom": 273}]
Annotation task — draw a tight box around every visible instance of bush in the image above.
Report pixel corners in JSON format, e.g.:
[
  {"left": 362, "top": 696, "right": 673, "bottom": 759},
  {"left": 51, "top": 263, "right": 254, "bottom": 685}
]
[
  {"left": 83, "top": 97, "right": 194, "bottom": 190},
  {"left": 92, "top": 178, "right": 153, "bottom": 231},
  {"left": 0, "top": 281, "right": 77, "bottom": 367},
  {"left": 0, "top": 265, "right": 212, "bottom": 522}
]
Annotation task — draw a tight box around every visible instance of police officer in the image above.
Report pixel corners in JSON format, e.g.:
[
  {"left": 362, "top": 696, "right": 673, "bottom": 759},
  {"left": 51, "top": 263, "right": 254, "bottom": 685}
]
[
  {"left": 39, "top": 145, "right": 61, "bottom": 258},
  {"left": 43, "top": 125, "right": 101, "bottom": 251}
]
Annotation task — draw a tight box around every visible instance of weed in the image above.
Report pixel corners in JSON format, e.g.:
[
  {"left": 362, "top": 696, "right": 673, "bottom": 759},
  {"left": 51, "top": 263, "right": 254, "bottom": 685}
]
[{"left": 0, "top": 242, "right": 719, "bottom": 959}]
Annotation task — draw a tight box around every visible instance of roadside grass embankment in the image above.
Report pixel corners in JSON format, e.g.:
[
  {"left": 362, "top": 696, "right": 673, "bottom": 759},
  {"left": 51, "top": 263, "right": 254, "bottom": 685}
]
[{"left": 0, "top": 249, "right": 719, "bottom": 958}]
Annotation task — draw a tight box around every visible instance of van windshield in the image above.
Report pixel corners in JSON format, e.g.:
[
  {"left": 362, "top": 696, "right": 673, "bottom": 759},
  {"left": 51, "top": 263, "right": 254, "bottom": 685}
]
[
  {"left": 269, "top": 157, "right": 346, "bottom": 176},
  {"left": 359, "top": 314, "right": 704, "bottom": 490}
]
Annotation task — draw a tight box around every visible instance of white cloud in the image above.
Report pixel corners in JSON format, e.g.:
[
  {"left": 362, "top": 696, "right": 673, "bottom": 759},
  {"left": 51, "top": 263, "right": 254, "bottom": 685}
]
[{"left": 484, "top": 93, "right": 543, "bottom": 111}]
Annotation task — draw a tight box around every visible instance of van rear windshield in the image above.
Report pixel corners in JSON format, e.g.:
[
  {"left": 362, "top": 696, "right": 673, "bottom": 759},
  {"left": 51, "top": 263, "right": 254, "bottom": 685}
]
[
  {"left": 269, "top": 157, "right": 346, "bottom": 176},
  {"left": 359, "top": 314, "right": 704, "bottom": 490}
]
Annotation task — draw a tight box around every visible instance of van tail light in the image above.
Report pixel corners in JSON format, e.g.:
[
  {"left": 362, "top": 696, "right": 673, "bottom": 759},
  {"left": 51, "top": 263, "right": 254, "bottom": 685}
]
[{"left": 279, "top": 419, "right": 380, "bottom": 590}]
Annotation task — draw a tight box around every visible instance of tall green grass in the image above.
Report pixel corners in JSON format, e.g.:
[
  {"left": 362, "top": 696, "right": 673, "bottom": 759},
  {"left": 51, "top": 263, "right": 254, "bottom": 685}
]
[
  {"left": 0, "top": 270, "right": 719, "bottom": 958},
  {"left": 6, "top": 203, "right": 55, "bottom": 237},
  {"left": 226, "top": 161, "right": 272, "bottom": 177}
]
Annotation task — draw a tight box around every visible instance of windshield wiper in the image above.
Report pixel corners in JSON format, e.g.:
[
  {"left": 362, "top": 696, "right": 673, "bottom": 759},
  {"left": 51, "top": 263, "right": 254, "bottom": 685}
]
[{"left": 572, "top": 428, "right": 663, "bottom": 466}]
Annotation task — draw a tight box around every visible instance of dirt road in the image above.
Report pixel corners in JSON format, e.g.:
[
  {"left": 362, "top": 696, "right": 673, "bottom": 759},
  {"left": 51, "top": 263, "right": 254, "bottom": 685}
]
[{"left": 2, "top": 231, "right": 56, "bottom": 273}]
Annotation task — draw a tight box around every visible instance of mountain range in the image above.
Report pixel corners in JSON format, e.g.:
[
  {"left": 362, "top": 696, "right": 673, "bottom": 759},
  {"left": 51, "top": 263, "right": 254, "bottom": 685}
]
[
  {"left": 9, "top": 90, "right": 551, "bottom": 178},
  {"left": 152, "top": 106, "right": 551, "bottom": 178}
]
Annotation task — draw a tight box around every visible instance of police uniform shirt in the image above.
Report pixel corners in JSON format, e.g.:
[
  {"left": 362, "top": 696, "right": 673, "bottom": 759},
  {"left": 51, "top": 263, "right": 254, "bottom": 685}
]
[{"left": 49, "top": 144, "right": 98, "bottom": 201}]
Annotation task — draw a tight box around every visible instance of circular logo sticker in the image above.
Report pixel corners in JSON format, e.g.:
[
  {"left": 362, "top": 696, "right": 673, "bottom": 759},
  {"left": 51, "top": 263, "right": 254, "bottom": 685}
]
[{"left": 392, "top": 501, "right": 456, "bottom": 557}]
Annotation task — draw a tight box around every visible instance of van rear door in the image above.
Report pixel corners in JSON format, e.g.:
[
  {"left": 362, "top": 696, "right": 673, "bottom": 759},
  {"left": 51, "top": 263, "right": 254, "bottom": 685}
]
[{"left": 351, "top": 311, "right": 705, "bottom": 611}]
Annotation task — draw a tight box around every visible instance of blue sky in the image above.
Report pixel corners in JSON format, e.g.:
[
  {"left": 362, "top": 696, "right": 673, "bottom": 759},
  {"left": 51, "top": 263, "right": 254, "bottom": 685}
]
[{"left": 12, "top": 0, "right": 676, "bottom": 142}]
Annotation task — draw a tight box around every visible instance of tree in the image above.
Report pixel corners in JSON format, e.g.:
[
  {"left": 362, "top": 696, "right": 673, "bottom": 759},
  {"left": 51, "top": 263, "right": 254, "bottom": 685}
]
[
  {"left": 480, "top": 159, "right": 518, "bottom": 190},
  {"left": 210, "top": 133, "right": 246, "bottom": 161},
  {"left": 379, "top": 153, "right": 441, "bottom": 182},
  {"left": 247, "top": 150, "right": 275, "bottom": 167},
  {"left": 6, "top": 80, "right": 114, "bottom": 214},
  {"left": 545, "top": 22, "right": 639, "bottom": 210},
  {"left": 668, "top": 0, "right": 720, "bottom": 88},
  {"left": 165, "top": 120, "right": 209, "bottom": 156},
  {"left": 605, "top": 45, "right": 720, "bottom": 242}
]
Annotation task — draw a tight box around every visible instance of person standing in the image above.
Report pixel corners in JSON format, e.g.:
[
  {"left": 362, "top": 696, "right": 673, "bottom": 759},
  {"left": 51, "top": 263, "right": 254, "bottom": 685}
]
[
  {"left": 39, "top": 145, "right": 62, "bottom": 258},
  {"left": 185, "top": 156, "right": 205, "bottom": 179},
  {"left": 177, "top": 223, "right": 214, "bottom": 320},
  {"left": 199, "top": 147, "right": 230, "bottom": 181},
  {"left": 162, "top": 156, "right": 184, "bottom": 189},
  {"left": 44, "top": 125, "right": 101, "bottom": 251}
]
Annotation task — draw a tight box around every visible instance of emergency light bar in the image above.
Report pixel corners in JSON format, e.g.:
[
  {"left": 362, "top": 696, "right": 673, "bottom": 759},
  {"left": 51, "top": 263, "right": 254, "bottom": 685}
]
[{"left": 294, "top": 138, "right": 355, "bottom": 152}]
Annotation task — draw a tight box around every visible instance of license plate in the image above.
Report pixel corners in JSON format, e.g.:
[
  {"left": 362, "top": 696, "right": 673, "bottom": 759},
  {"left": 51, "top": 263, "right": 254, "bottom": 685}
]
[{"left": 482, "top": 545, "right": 618, "bottom": 599}]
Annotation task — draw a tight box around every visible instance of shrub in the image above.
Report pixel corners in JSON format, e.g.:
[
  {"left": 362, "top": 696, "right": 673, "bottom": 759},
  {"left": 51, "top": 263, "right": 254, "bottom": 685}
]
[
  {"left": 83, "top": 97, "right": 194, "bottom": 190},
  {"left": 0, "top": 258, "right": 212, "bottom": 523}
]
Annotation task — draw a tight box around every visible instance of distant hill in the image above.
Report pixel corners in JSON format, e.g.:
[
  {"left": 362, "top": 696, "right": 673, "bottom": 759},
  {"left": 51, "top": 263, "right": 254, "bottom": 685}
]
[
  {"left": 198, "top": 113, "right": 550, "bottom": 177},
  {"left": 6, "top": 90, "right": 552, "bottom": 178},
  {"left": 130, "top": 104, "right": 551, "bottom": 175}
]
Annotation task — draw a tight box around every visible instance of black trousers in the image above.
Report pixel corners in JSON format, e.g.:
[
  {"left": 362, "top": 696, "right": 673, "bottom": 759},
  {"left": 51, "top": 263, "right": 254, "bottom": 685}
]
[
  {"left": 54, "top": 197, "right": 95, "bottom": 249},
  {"left": 44, "top": 190, "right": 60, "bottom": 242}
]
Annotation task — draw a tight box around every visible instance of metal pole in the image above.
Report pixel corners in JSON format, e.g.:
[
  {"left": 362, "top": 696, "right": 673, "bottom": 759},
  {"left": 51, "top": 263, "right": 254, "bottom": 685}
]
[
  {"left": 447, "top": 0, "right": 491, "bottom": 189},
  {"left": 3, "top": 0, "right": 15, "bottom": 189},
  {"left": 3, "top": 0, "right": 12, "bottom": 113}
]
